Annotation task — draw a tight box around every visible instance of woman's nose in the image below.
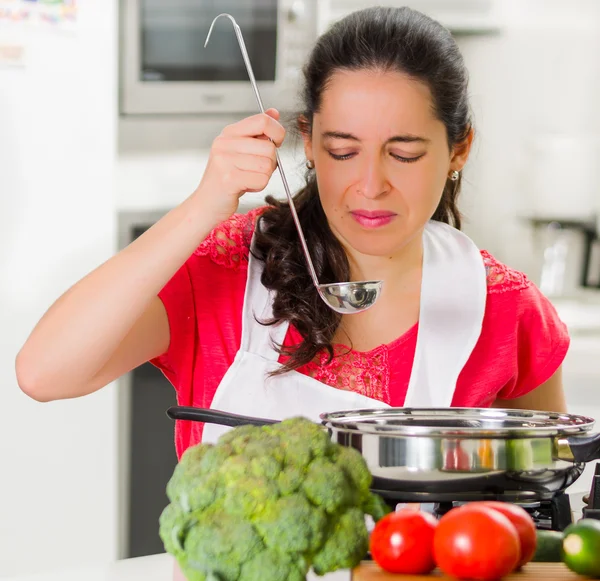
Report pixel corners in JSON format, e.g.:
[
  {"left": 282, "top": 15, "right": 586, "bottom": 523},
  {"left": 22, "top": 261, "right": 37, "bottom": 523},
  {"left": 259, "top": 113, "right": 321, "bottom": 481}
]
[{"left": 357, "top": 160, "right": 389, "bottom": 199}]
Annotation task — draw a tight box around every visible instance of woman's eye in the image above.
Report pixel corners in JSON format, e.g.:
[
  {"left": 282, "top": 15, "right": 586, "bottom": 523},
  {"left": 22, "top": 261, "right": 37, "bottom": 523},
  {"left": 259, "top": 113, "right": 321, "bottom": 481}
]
[
  {"left": 328, "top": 151, "right": 356, "bottom": 161},
  {"left": 390, "top": 152, "right": 425, "bottom": 163},
  {"left": 327, "top": 151, "right": 425, "bottom": 163}
]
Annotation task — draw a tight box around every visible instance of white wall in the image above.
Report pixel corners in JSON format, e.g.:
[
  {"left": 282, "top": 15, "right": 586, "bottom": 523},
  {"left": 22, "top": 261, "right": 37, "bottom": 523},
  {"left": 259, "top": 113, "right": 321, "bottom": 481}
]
[
  {"left": 457, "top": 0, "right": 600, "bottom": 496},
  {"left": 457, "top": 0, "right": 600, "bottom": 277},
  {"left": 0, "top": 2, "right": 118, "bottom": 577}
]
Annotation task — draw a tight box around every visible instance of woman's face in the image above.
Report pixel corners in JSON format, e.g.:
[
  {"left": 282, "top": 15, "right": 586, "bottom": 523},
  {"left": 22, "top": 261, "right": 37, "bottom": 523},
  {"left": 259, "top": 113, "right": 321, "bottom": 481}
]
[{"left": 302, "top": 69, "right": 471, "bottom": 259}]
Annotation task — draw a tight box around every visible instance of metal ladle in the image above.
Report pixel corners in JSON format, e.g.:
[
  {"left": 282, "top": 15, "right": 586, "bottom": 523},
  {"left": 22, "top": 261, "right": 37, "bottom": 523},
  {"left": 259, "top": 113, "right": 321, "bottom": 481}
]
[{"left": 205, "top": 13, "right": 382, "bottom": 315}]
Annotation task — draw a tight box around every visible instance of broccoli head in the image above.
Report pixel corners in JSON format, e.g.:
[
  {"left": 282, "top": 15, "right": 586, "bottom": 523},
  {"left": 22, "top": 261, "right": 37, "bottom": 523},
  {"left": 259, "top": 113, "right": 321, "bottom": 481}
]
[{"left": 159, "top": 417, "right": 391, "bottom": 580}]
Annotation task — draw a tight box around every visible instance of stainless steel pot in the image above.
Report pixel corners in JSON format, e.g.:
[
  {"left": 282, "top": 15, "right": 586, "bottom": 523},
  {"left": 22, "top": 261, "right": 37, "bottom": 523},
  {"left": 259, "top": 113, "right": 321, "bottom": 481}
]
[{"left": 166, "top": 406, "right": 600, "bottom": 502}]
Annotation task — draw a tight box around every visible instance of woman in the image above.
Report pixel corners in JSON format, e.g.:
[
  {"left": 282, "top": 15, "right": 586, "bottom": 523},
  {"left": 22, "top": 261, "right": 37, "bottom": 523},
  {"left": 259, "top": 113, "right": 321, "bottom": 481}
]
[{"left": 16, "top": 7, "right": 569, "bottom": 457}]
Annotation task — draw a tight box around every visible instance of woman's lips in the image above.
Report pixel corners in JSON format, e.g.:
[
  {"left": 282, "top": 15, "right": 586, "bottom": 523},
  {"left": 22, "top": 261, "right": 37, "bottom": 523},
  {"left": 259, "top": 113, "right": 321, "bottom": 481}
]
[{"left": 350, "top": 210, "right": 397, "bottom": 228}]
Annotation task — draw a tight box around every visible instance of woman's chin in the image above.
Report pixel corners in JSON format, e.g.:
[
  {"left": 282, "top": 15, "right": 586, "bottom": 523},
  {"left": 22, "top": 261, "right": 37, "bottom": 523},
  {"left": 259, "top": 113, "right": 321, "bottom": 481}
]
[
  {"left": 344, "top": 235, "right": 411, "bottom": 258},
  {"left": 334, "top": 222, "right": 426, "bottom": 259}
]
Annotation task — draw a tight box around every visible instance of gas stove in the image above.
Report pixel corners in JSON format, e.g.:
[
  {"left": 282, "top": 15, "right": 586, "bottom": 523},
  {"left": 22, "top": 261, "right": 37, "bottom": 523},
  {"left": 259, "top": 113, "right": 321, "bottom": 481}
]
[
  {"left": 427, "top": 494, "right": 573, "bottom": 531},
  {"left": 378, "top": 494, "right": 572, "bottom": 532},
  {"left": 376, "top": 463, "right": 600, "bottom": 533}
]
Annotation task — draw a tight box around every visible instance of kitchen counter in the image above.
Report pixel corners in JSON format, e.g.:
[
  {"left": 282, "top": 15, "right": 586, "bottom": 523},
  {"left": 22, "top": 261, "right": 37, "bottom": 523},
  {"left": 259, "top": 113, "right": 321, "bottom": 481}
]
[
  {"left": 0, "top": 554, "right": 350, "bottom": 581},
  {"left": 1, "top": 494, "right": 589, "bottom": 581},
  {"left": 0, "top": 554, "right": 175, "bottom": 581},
  {"left": 2, "top": 555, "right": 592, "bottom": 581},
  {"left": 353, "top": 562, "right": 591, "bottom": 580}
]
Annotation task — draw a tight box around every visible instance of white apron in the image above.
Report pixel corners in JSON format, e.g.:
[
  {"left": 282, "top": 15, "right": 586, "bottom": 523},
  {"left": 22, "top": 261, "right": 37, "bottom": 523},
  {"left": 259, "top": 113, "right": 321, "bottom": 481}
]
[{"left": 201, "top": 220, "right": 487, "bottom": 444}]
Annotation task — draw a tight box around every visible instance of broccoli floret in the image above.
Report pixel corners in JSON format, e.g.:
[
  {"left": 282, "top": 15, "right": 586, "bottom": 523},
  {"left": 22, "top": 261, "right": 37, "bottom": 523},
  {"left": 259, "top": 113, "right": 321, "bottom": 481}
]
[
  {"left": 336, "top": 445, "right": 373, "bottom": 495},
  {"left": 363, "top": 490, "right": 392, "bottom": 522},
  {"left": 181, "top": 441, "right": 213, "bottom": 465},
  {"left": 177, "top": 563, "right": 208, "bottom": 581},
  {"left": 166, "top": 443, "right": 212, "bottom": 504},
  {"left": 254, "top": 494, "right": 326, "bottom": 554},
  {"left": 249, "top": 453, "right": 282, "bottom": 480},
  {"left": 312, "top": 507, "right": 370, "bottom": 576},
  {"left": 158, "top": 502, "right": 189, "bottom": 559},
  {"left": 218, "top": 455, "right": 252, "bottom": 484},
  {"left": 198, "top": 442, "right": 235, "bottom": 474},
  {"left": 277, "top": 466, "right": 304, "bottom": 496},
  {"left": 245, "top": 432, "right": 286, "bottom": 463},
  {"left": 239, "top": 550, "right": 305, "bottom": 581},
  {"left": 159, "top": 417, "right": 388, "bottom": 580},
  {"left": 268, "top": 417, "right": 331, "bottom": 468},
  {"left": 217, "top": 424, "right": 261, "bottom": 450},
  {"left": 167, "top": 460, "right": 223, "bottom": 514},
  {"left": 303, "top": 457, "right": 351, "bottom": 514},
  {"left": 223, "top": 475, "right": 279, "bottom": 519},
  {"left": 182, "top": 511, "right": 264, "bottom": 581},
  {"left": 219, "top": 429, "right": 284, "bottom": 481},
  {"left": 186, "top": 471, "right": 223, "bottom": 513}
]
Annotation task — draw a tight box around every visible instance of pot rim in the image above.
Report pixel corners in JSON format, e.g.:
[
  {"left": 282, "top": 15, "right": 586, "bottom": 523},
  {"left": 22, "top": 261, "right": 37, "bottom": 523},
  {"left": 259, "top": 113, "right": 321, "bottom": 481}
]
[{"left": 319, "top": 407, "right": 596, "bottom": 438}]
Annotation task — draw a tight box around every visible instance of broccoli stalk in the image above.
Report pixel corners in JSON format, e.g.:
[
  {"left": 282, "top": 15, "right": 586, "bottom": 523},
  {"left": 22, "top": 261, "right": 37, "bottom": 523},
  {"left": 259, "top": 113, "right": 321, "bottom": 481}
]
[{"left": 159, "top": 417, "right": 391, "bottom": 581}]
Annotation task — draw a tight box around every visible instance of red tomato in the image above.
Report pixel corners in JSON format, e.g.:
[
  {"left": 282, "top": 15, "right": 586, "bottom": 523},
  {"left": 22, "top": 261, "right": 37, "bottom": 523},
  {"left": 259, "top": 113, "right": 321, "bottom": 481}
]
[
  {"left": 370, "top": 509, "right": 438, "bottom": 574},
  {"left": 433, "top": 505, "right": 521, "bottom": 581},
  {"left": 477, "top": 501, "right": 537, "bottom": 567}
]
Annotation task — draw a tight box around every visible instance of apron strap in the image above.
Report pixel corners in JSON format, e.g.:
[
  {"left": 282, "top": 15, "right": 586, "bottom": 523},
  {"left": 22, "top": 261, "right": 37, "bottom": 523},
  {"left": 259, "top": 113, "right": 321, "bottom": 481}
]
[
  {"left": 403, "top": 221, "right": 487, "bottom": 408},
  {"left": 240, "top": 235, "right": 289, "bottom": 361}
]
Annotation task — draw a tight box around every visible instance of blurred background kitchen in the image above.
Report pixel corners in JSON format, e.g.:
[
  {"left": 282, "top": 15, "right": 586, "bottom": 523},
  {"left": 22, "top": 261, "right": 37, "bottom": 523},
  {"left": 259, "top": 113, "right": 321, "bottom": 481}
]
[{"left": 1, "top": 0, "right": 600, "bottom": 577}]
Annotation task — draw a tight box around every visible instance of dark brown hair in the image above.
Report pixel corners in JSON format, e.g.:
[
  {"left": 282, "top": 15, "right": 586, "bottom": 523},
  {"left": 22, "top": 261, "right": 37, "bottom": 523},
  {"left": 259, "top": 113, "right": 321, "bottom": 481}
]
[{"left": 253, "top": 6, "right": 472, "bottom": 373}]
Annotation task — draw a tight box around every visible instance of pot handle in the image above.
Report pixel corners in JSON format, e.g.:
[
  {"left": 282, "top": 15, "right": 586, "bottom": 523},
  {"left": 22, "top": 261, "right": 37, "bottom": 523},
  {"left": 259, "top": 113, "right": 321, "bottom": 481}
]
[
  {"left": 559, "top": 433, "right": 600, "bottom": 463},
  {"left": 166, "top": 406, "right": 279, "bottom": 427}
]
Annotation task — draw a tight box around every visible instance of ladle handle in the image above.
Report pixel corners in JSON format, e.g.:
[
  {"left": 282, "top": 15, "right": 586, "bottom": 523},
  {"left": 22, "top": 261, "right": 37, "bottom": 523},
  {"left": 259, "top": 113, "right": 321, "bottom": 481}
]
[{"left": 206, "top": 14, "right": 321, "bottom": 290}]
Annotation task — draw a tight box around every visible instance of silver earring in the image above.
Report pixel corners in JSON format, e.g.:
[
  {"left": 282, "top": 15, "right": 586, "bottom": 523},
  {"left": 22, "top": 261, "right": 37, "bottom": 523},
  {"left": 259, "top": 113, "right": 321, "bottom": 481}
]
[
  {"left": 450, "top": 170, "right": 460, "bottom": 181},
  {"left": 306, "top": 160, "right": 315, "bottom": 170}
]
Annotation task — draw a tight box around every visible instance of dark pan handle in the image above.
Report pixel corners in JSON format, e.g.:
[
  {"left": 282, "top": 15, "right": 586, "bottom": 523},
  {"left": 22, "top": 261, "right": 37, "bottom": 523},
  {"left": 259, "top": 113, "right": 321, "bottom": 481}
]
[
  {"left": 166, "top": 406, "right": 279, "bottom": 427},
  {"left": 561, "top": 433, "right": 600, "bottom": 463}
]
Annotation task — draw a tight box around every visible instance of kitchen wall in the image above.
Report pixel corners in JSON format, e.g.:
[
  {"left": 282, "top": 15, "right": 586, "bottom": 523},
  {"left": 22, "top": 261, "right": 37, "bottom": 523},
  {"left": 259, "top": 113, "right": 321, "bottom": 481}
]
[
  {"left": 0, "top": 2, "right": 119, "bottom": 577},
  {"left": 456, "top": 0, "right": 600, "bottom": 275}
]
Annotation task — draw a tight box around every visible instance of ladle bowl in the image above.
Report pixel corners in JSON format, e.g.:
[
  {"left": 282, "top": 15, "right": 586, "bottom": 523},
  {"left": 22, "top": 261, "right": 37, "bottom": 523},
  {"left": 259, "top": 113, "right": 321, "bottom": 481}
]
[
  {"left": 317, "top": 281, "right": 383, "bottom": 314},
  {"left": 205, "top": 13, "right": 383, "bottom": 315}
]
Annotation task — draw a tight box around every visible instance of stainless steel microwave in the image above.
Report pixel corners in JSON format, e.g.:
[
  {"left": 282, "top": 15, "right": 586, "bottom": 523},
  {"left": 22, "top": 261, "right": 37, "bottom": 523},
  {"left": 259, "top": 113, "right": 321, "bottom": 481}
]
[
  {"left": 120, "top": 0, "right": 319, "bottom": 116},
  {"left": 119, "top": 0, "right": 501, "bottom": 118}
]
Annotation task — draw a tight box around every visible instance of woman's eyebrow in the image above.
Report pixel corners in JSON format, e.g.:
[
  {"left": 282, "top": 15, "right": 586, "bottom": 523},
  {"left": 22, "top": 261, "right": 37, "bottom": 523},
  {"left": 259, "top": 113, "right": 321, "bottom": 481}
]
[{"left": 322, "top": 130, "right": 429, "bottom": 144}]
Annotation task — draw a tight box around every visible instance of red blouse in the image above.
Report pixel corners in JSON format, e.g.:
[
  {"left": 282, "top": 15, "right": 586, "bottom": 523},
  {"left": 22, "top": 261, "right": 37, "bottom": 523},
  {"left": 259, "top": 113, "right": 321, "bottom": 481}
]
[{"left": 151, "top": 208, "right": 570, "bottom": 459}]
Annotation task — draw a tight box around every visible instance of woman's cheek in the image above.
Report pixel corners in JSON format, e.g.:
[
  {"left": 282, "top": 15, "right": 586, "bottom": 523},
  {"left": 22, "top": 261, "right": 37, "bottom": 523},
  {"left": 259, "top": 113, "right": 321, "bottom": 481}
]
[
  {"left": 317, "top": 175, "right": 347, "bottom": 213},
  {"left": 407, "top": 168, "right": 446, "bottom": 214}
]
